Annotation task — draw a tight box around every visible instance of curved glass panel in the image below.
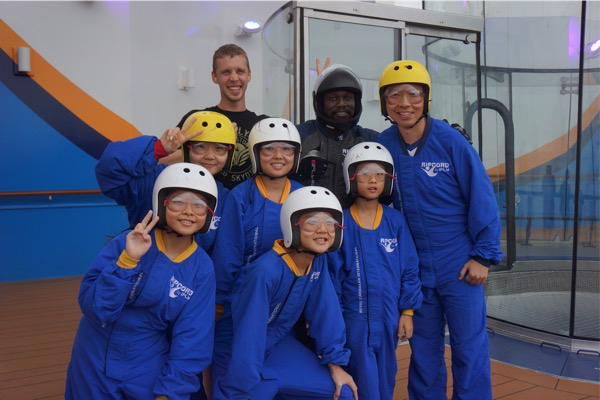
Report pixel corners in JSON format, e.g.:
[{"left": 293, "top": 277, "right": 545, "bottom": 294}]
[
  {"left": 575, "top": 0, "right": 600, "bottom": 339},
  {"left": 262, "top": 2, "right": 294, "bottom": 119},
  {"left": 479, "top": 1, "right": 599, "bottom": 340}
]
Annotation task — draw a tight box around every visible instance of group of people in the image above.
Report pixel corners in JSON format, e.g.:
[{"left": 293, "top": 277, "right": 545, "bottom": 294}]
[{"left": 65, "top": 43, "right": 503, "bottom": 400}]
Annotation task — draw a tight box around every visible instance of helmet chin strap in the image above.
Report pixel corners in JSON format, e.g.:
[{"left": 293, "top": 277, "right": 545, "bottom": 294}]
[
  {"left": 385, "top": 112, "right": 427, "bottom": 130},
  {"left": 259, "top": 171, "right": 289, "bottom": 181},
  {"left": 408, "top": 113, "right": 427, "bottom": 129},
  {"left": 163, "top": 226, "right": 184, "bottom": 238},
  {"left": 278, "top": 247, "right": 320, "bottom": 257},
  {"left": 353, "top": 193, "right": 379, "bottom": 202}
]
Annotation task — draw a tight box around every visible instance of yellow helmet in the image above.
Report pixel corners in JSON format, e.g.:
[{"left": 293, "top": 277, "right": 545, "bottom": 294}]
[
  {"left": 378, "top": 60, "right": 431, "bottom": 117},
  {"left": 181, "top": 111, "right": 237, "bottom": 169}
]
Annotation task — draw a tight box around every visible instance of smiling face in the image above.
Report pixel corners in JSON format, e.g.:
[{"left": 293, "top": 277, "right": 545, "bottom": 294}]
[
  {"left": 259, "top": 142, "right": 296, "bottom": 178},
  {"left": 354, "top": 162, "right": 386, "bottom": 200},
  {"left": 322, "top": 90, "right": 356, "bottom": 122},
  {"left": 187, "top": 142, "right": 230, "bottom": 175},
  {"left": 212, "top": 55, "right": 250, "bottom": 109},
  {"left": 383, "top": 83, "right": 426, "bottom": 130},
  {"left": 164, "top": 190, "right": 209, "bottom": 236},
  {"left": 296, "top": 211, "right": 338, "bottom": 254}
]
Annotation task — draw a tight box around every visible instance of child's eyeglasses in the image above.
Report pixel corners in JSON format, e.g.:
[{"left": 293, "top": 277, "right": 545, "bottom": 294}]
[
  {"left": 260, "top": 142, "right": 296, "bottom": 157},
  {"left": 295, "top": 215, "right": 344, "bottom": 233},
  {"left": 164, "top": 197, "right": 214, "bottom": 217},
  {"left": 188, "top": 142, "right": 231, "bottom": 156},
  {"left": 384, "top": 87, "right": 424, "bottom": 106},
  {"left": 350, "top": 172, "right": 394, "bottom": 183}
]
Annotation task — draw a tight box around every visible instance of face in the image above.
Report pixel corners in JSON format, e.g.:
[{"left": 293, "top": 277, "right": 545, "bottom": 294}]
[
  {"left": 212, "top": 55, "right": 250, "bottom": 105},
  {"left": 164, "top": 190, "right": 209, "bottom": 236},
  {"left": 354, "top": 162, "right": 386, "bottom": 200},
  {"left": 296, "top": 211, "right": 338, "bottom": 254},
  {"left": 188, "top": 142, "right": 230, "bottom": 175},
  {"left": 259, "top": 142, "right": 296, "bottom": 178},
  {"left": 322, "top": 90, "right": 355, "bottom": 121},
  {"left": 383, "top": 83, "right": 425, "bottom": 130}
]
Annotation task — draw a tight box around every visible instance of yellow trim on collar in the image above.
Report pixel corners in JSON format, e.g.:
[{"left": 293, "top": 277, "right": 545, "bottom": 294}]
[
  {"left": 273, "top": 240, "right": 312, "bottom": 276},
  {"left": 349, "top": 203, "right": 383, "bottom": 230},
  {"left": 256, "top": 176, "right": 292, "bottom": 204},
  {"left": 155, "top": 228, "right": 198, "bottom": 263}
]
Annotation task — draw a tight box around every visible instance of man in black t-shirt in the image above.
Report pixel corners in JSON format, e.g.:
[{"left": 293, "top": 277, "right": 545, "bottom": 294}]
[{"left": 177, "top": 44, "right": 268, "bottom": 189}]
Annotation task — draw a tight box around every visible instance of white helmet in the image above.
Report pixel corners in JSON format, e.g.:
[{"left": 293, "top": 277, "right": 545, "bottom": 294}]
[
  {"left": 343, "top": 142, "right": 394, "bottom": 196},
  {"left": 248, "top": 118, "right": 302, "bottom": 175},
  {"left": 152, "top": 163, "right": 218, "bottom": 234},
  {"left": 280, "top": 186, "right": 343, "bottom": 251}
]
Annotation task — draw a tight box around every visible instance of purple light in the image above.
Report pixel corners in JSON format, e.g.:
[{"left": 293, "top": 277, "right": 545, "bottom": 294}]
[
  {"left": 567, "top": 17, "right": 580, "bottom": 60},
  {"left": 187, "top": 26, "right": 200, "bottom": 36}
]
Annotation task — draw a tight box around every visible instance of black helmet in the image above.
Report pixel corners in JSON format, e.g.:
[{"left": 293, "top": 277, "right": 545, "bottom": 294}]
[{"left": 313, "top": 64, "right": 362, "bottom": 132}]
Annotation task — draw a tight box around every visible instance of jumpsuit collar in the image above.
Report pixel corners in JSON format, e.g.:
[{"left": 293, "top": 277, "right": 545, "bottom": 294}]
[
  {"left": 350, "top": 203, "right": 383, "bottom": 230},
  {"left": 155, "top": 228, "right": 198, "bottom": 263},
  {"left": 256, "top": 176, "right": 292, "bottom": 204},
  {"left": 395, "top": 116, "right": 433, "bottom": 157},
  {"left": 273, "top": 240, "right": 313, "bottom": 276}
]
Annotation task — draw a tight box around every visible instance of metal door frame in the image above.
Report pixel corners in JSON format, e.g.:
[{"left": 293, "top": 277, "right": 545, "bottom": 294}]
[{"left": 291, "top": 0, "right": 484, "bottom": 123}]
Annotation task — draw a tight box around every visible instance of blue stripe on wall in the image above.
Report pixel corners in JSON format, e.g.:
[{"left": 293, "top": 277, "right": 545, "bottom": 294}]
[
  {"left": 0, "top": 49, "right": 110, "bottom": 160},
  {"left": 0, "top": 82, "right": 101, "bottom": 191}
]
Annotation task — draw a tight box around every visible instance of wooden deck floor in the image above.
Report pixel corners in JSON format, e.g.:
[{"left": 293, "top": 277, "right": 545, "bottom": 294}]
[{"left": 0, "top": 277, "right": 598, "bottom": 399}]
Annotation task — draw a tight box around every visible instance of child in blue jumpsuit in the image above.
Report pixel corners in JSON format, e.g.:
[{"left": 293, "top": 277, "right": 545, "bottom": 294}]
[
  {"left": 95, "top": 111, "right": 236, "bottom": 253},
  {"left": 377, "top": 60, "right": 503, "bottom": 400},
  {"left": 210, "top": 117, "right": 303, "bottom": 311},
  {"left": 328, "top": 142, "right": 423, "bottom": 400},
  {"left": 212, "top": 186, "right": 358, "bottom": 400},
  {"left": 66, "top": 163, "right": 218, "bottom": 400}
]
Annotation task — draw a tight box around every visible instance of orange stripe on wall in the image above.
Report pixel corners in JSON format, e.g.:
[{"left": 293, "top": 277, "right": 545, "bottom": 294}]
[
  {"left": 0, "top": 19, "right": 141, "bottom": 142},
  {"left": 487, "top": 95, "right": 600, "bottom": 182}
]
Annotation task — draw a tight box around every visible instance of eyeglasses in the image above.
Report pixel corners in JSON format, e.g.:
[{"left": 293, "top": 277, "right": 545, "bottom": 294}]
[
  {"left": 164, "top": 196, "right": 214, "bottom": 217},
  {"left": 295, "top": 214, "right": 344, "bottom": 233},
  {"left": 260, "top": 142, "right": 296, "bottom": 157},
  {"left": 350, "top": 172, "right": 394, "bottom": 183},
  {"left": 188, "top": 142, "right": 231, "bottom": 156},
  {"left": 384, "top": 86, "right": 424, "bottom": 106}
]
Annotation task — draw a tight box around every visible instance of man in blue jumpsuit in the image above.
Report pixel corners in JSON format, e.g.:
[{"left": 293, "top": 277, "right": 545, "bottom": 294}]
[
  {"left": 377, "top": 60, "right": 503, "bottom": 400},
  {"left": 212, "top": 186, "right": 357, "bottom": 400},
  {"left": 96, "top": 111, "right": 234, "bottom": 253},
  {"left": 295, "top": 64, "right": 378, "bottom": 208}
]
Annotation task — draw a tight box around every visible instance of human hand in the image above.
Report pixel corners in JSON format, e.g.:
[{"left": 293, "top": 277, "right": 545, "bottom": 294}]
[
  {"left": 458, "top": 258, "right": 488, "bottom": 285},
  {"left": 125, "top": 210, "right": 160, "bottom": 260},
  {"left": 155, "top": 396, "right": 169, "bottom": 400},
  {"left": 316, "top": 56, "right": 331, "bottom": 75},
  {"left": 328, "top": 364, "right": 358, "bottom": 400},
  {"left": 398, "top": 315, "right": 413, "bottom": 341},
  {"left": 159, "top": 116, "right": 203, "bottom": 155}
]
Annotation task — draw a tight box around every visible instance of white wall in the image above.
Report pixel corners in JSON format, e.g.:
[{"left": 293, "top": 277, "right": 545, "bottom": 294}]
[{"left": 0, "top": 1, "right": 284, "bottom": 135}]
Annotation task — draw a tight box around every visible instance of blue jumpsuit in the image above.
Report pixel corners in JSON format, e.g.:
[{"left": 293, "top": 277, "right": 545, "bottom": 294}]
[
  {"left": 212, "top": 241, "right": 353, "bottom": 400},
  {"left": 378, "top": 117, "right": 503, "bottom": 400},
  {"left": 210, "top": 176, "right": 303, "bottom": 307},
  {"left": 328, "top": 204, "right": 422, "bottom": 400},
  {"left": 65, "top": 229, "right": 215, "bottom": 400},
  {"left": 95, "top": 135, "right": 229, "bottom": 253}
]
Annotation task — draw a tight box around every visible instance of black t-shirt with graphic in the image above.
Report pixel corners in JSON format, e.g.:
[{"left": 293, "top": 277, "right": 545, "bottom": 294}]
[{"left": 177, "top": 106, "right": 268, "bottom": 189}]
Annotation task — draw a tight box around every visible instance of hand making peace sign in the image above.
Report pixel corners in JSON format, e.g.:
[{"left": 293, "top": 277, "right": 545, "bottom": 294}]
[
  {"left": 159, "top": 116, "right": 204, "bottom": 155},
  {"left": 125, "top": 210, "right": 160, "bottom": 260}
]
